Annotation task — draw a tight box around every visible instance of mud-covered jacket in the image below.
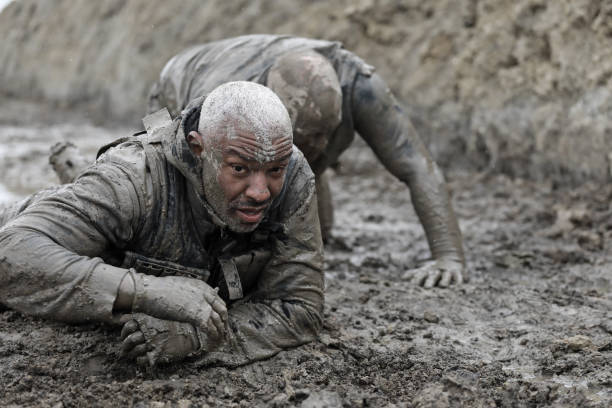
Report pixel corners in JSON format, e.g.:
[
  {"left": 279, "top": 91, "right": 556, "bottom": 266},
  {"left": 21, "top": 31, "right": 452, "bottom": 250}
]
[
  {"left": 149, "top": 34, "right": 464, "bottom": 266},
  {"left": 0, "top": 108, "right": 324, "bottom": 367}
]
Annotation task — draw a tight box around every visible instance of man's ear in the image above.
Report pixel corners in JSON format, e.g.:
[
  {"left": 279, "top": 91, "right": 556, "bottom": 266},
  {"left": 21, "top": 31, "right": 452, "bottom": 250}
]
[{"left": 186, "top": 131, "right": 204, "bottom": 157}]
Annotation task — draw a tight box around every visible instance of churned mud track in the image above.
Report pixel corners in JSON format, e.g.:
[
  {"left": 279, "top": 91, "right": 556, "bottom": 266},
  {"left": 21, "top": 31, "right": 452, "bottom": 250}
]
[{"left": 0, "top": 124, "right": 610, "bottom": 407}]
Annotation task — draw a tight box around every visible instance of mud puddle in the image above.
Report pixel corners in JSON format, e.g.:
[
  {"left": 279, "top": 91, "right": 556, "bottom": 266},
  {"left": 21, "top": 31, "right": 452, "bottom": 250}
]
[
  {"left": 0, "top": 122, "right": 125, "bottom": 201},
  {"left": 0, "top": 181, "right": 19, "bottom": 204}
]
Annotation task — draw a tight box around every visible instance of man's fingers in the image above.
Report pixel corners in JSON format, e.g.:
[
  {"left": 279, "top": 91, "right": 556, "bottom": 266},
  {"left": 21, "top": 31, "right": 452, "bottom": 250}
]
[
  {"left": 194, "top": 301, "right": 226, "bottom": 334},
  {"left": 404, "top": 261, "right": 465, "bottom": 288},
  {"left": 136, "top": 355, "right": 150, "bottom": 367},
  {"left": 206, "top": 312, "right": 224, "bottom": 339},
  {"left": 438, "top": 271, "right": 452, "bottom": 288},
  {"left": 401, "top": 269, "right": 414, "bottom": 281},
  {"left": 209, "top": 312, "right": 226, "bottom": 338},
  {"left": 212, "top": 299, "right": 228, "bottom": 321},
  {"left": 202, "top": 289, "right": 227, "bottom": 319},
  {"left": 121, "top": 320, "right": 139, "bottom": 340},
  {"left": 125, "top": 343, "right": 148, "bottom": 359},
  {"left": 423, "top": 271, "right": 440, "bottom": 289},
  {"left": 184, "top": 303, "right": 211, "bottom": 330},
  {"left": 202, "top": 287, "right": 223, "bottom": 305},
  {"left": 413, "top": 269, "right": 429, "bottom": 286},
  {"left": 121, "top": 331, "right": 145, "bottom": 354},
  {"left": 210, "top": 313, "right": 225, "bottom": 334},
  {"left": 453, "top": 269, "right": 464, "bottom": 285},
  {"left": 207, "top": 320, "right": 219, "bottom": 340}
]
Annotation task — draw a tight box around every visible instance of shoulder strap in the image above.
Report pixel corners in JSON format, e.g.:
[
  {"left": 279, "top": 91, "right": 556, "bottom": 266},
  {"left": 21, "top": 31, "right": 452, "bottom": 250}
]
[
  {"left": 96, "top": 136, "right": 134, "bottom": 158},
  {"left": 142, "top": 108, "right": 173, "bottom": 144},
  {"left": 94, "top": 108, "right": 172, "bottom": 159}
]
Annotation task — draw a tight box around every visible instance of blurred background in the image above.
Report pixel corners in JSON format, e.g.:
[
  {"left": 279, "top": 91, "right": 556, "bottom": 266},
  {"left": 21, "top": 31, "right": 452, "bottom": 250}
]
[{"left": 2, "top": 0, "right": 612, "bottom": 196}]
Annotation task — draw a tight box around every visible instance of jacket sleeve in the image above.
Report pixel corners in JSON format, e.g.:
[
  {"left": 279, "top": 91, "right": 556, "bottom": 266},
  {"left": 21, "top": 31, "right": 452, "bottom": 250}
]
[
  {"left": 0, "top": 143, "right": 147, "bottom": 324},
  {"left": 201, "top": 159, "right": 325, "bottom": 367},
  {"left": 352, "top": 73, "right": 465, "bottom": 264}
]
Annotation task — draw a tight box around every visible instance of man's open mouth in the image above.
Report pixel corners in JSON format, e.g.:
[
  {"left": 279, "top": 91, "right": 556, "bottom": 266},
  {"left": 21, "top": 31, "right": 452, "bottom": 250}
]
[{"left": 235, "top": 207, "right": 266, "bottom": 223}]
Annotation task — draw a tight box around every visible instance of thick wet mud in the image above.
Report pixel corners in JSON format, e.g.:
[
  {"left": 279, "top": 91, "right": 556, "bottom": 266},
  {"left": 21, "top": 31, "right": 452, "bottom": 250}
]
[{"left": 0, "top": 111, "right": 610, "bottom": 407}]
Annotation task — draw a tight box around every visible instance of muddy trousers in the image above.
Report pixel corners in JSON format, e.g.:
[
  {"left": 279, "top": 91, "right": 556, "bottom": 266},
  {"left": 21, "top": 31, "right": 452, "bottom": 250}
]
[{"left": 315, "top": 171, "right": 334, "bottom": 243}]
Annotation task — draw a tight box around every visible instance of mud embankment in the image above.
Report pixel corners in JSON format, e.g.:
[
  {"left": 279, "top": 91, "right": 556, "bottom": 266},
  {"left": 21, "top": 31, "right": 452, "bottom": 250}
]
[{"left": 2, "top": 0, "right": 612, "bottom": 183}]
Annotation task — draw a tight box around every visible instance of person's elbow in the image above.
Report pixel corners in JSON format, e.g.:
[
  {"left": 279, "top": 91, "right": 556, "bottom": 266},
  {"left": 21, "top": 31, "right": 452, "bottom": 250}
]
[
  {"left": 282, "top": 293, "right": 324, "bottom": 342},
  {"left": 296, "top": 301, "right": 324, "bottom": 340},
  {"left": 0, "top": 225, "right": 21, "bottom": 273}
]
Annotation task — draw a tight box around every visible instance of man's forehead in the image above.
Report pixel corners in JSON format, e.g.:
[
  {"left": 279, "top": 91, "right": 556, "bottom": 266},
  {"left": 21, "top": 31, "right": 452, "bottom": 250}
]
[
  {"left": 224, "top": 146, "right": 292, "bottom": 163},
  {"left": 219, "top": 128, "right": 293, "bottom": 163},
  {"left": 212, "top": 122, "right": 287, "bottom": 143}
]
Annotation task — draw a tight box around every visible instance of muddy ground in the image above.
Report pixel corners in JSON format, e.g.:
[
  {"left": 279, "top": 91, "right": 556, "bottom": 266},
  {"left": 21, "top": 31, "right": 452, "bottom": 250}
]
[{"left": 0, "top": 104, "right": 610, "bottom": 407}]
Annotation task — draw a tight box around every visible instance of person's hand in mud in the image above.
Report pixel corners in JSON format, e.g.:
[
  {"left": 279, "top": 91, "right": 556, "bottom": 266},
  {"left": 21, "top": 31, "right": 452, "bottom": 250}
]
[
  {"left": 401, "top": 258, "right": 466, "bottom": 288},
  {"left": 115, "top": 272, "right": 228, "bottom": 338},
  {"left": 119, "top": 313, "right": 224, "bottom": 366}
]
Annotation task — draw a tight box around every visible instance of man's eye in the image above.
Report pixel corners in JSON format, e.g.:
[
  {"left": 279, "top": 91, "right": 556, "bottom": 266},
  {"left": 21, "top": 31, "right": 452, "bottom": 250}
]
[
  {"left": 269, "top": 166, "right": 284, "bottom": 174},
  {"left": 232, "top": 165, "right": 246, "bottom": 173}
]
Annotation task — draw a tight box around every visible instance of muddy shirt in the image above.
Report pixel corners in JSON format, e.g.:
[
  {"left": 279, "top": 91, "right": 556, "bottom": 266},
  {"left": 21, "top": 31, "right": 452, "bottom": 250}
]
[
  {"left": 149, "top": 34, "right": 464, "bottom": 265},
  {"left": 0, "top": 110, "right": 324, "bottom": 367}
]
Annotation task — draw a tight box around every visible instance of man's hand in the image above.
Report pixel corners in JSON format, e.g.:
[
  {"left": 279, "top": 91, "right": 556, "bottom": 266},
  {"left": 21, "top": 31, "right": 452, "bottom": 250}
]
[
  {"left": 131, "top": 274, "right": 227, "bottom": 337},
  {"left": 120, "top": 313, "right": 222, "bottom": 366},
  {"left": 402, "top": 258, "right": 466, "bottom": 288}
]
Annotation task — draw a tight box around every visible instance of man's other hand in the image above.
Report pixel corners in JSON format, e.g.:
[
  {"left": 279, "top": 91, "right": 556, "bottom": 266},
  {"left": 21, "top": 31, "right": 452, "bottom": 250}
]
[
  {"left": 402, "top": 258, "right": 466, "bottom": 288},
  {"left": 120, "top": 313, "right": 220, "bottom": 366}
]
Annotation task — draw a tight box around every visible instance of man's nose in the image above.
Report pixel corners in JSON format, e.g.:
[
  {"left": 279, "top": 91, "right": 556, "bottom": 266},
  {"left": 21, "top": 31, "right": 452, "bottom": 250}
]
[{"left": 245, "top": 172, "right": 271, "bottom": 203}]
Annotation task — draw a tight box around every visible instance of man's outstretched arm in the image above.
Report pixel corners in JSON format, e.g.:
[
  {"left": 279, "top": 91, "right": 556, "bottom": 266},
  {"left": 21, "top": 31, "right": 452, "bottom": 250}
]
[{"left": 352, "top": 73, "right": 466, "bottom": 287}]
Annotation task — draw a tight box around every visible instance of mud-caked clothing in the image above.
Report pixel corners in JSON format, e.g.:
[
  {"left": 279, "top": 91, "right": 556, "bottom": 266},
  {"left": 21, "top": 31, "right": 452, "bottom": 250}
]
[
  {"left": 148, "top": 34, "right": 374, "bottom": 176},
  {"left": 0, "top": 108, "right": 324, "bottom": 367},
  {"left": 0, "top": 187, "right": 61, "bottom": 228},
  {"left": 149, "top": 34, "right": 465, "bottom": 265}
]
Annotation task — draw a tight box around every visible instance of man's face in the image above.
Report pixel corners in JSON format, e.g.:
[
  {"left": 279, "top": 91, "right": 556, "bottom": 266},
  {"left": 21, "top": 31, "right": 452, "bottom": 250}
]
[{"left": 197, "top": 122, "right": 293, "bottom": 233}]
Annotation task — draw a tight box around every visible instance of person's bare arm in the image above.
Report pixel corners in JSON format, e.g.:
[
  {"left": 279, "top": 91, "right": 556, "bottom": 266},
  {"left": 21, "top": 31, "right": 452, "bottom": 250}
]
[{"left": 352, "top": 73, "right": 466, "bottom": 287}]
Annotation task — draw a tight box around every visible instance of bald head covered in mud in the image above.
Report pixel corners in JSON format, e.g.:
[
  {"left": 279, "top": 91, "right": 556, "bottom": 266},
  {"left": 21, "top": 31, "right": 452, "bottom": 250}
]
[
  {"left": 186, "top": 82, "right": 294, "bottom": 233},
  {"left": 267, "top": 50, "right": 342, "bottom": 163},
  {"left": 0, "top": 81, "right": 324, "bottom": 367}
]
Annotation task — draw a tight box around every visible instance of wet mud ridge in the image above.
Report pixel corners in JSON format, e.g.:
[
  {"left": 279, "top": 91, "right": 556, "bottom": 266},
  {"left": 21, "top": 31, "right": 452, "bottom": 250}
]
[{"left": 0, "top": 137, "right": 611, "bottom": 407}]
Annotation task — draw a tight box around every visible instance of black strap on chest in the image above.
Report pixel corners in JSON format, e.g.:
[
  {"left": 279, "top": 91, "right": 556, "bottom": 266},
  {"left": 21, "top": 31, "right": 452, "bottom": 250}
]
[{"left": 205, "top": 220, "right": 285, "bottom": 301}]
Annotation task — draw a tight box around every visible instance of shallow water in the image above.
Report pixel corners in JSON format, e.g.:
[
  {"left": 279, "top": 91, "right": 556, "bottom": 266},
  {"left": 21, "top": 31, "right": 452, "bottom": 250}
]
[
  {"left": 0, "top": 182, "right": 20, "bottom": 205},
  {"left": 0, "top": 123, "right": 123, "bottom": 201}
]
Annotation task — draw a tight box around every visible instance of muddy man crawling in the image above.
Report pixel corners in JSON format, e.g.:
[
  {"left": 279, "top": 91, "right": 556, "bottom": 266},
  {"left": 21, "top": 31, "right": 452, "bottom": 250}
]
[
  {"left": 0, "top": 82, "right": 324, "bottom": 367},
  {"left": 59, "top": 34, "right": 468, "bottom": 288}
]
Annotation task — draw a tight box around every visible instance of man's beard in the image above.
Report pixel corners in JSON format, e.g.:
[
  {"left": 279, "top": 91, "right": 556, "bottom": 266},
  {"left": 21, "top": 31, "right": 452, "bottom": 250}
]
[
  {"left": 208, "top": 190, "right": 271, "bottom": 234},
  {"left": 200, "top": 159, "right": 269, "bottom": 233},
  {"left": 226, "top": 196, "right": 272, "bottom": 233}
]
